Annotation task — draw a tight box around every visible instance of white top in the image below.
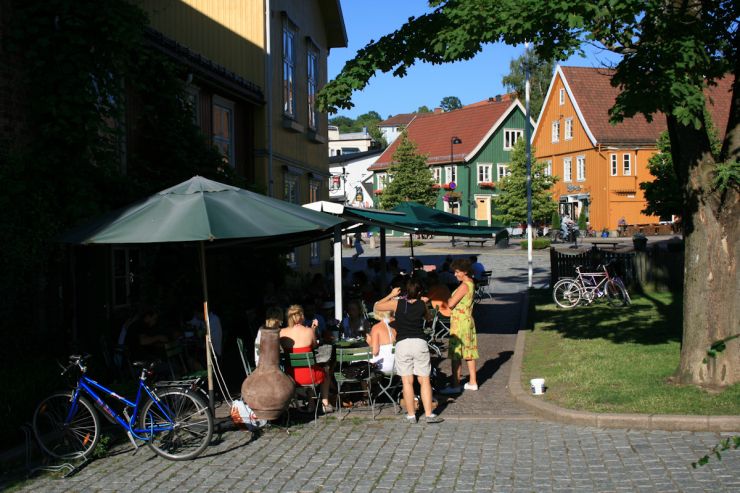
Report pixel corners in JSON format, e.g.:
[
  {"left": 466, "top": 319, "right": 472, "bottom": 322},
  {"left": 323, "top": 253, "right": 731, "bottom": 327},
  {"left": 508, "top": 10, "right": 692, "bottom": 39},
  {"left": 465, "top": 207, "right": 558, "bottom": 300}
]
[{"left": 370, "top": 318, "right": 395, "bottom": 374}]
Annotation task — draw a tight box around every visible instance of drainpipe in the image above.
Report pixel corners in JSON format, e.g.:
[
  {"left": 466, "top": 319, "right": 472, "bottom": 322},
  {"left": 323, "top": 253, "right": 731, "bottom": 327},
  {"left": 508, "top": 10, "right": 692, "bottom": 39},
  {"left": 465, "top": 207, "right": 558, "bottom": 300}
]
[{"left": 265, "top": 0, "right": 274, "bottom": 196}]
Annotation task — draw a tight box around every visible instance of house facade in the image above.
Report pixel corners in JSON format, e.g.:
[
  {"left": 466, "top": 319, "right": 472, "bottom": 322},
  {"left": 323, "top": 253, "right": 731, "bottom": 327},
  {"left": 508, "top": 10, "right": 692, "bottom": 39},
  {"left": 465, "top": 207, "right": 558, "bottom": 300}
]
[
  {"left": 369, "top": 97, "right": 533, "bottom": 226},
  {"left": 327, "top": 125, "right": 377, "bottom": 156},
  {"left": 328, "top": 149, "right": 383, "bottom": 206},
  {"left": 377, "top": 113, "right": 416, "bottom": 145},
  {"left": 137, "top": 0, "right": 347, "bottom": 271}
]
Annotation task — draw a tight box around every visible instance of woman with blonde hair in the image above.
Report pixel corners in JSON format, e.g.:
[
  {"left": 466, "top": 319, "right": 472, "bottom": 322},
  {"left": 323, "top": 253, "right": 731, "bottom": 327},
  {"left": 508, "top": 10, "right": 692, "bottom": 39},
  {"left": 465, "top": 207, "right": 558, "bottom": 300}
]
[
  {"left": 279, "top": 305, "right": 333, "bottom": 413},
  {"left": 366, "top": 309, "right": 396, "bottom": 374}
]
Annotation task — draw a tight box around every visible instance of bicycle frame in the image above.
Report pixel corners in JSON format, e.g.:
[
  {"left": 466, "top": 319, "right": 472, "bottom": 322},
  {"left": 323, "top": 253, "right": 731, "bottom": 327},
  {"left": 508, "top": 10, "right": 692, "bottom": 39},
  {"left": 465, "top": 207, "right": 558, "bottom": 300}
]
[
  {"left": 68, "top": 370, "right": 177, "bottom": 442},
  {"left": 575, "top": 265, "right": 610, "bottom": 302}
]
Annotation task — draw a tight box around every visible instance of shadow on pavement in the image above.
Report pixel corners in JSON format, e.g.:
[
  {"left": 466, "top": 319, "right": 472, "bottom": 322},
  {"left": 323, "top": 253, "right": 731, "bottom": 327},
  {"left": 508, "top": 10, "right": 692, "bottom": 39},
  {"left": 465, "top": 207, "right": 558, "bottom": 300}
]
[{"left": 477, "top": 351, "right": 514, "bottom": 387}]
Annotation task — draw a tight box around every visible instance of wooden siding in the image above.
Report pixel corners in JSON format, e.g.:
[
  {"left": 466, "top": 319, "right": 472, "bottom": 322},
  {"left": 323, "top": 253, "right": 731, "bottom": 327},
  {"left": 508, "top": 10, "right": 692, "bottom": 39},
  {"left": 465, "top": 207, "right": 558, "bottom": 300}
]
[{"left": 534, "top": 72, "right": 660, "bottom": 231}]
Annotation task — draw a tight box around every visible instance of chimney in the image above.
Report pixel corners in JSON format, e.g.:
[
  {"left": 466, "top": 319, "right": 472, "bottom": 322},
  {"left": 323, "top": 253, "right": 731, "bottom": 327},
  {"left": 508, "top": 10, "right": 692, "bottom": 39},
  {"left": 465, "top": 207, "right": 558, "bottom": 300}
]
[
  {"left": 433, "top": 107, "right": 443, "bottom": 114},
  {"left": 495, "top": 94, "right": 502, "bottom": 102},
  {"left": 488, "top": 97, "right": 495, "bottom": 102}
]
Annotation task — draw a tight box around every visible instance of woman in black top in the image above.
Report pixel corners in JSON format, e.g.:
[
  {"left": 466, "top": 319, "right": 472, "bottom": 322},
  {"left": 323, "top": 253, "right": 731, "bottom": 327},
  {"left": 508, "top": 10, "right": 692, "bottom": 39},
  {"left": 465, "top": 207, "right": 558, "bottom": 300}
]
[{"left": 374, "top": 278, "right": 443, "bottom": 424}]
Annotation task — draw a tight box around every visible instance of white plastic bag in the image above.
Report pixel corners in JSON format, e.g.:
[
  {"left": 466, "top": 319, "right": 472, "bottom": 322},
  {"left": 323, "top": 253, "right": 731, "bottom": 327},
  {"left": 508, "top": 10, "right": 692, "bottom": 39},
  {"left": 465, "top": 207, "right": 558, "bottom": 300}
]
[{"left": 230, "top": 399, "right": 267, "bottom": 431}]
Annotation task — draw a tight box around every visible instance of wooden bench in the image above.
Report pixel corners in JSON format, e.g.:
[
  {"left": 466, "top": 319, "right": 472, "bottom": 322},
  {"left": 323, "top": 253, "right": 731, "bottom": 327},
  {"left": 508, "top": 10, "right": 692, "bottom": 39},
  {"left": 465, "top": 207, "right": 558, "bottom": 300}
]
[
  {"left": 464, "top": 239, "right": 487, "bottom": 247},
  {"left": 585, "top": 240, "right": 621, "bottom": 250}
]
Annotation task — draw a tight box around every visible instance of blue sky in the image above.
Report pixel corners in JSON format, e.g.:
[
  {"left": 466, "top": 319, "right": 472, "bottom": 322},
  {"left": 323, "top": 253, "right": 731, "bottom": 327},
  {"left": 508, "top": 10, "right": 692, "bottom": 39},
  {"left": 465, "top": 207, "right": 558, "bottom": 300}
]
[{"left": 328, "top": 0, "right": 621, "bottom": 120}]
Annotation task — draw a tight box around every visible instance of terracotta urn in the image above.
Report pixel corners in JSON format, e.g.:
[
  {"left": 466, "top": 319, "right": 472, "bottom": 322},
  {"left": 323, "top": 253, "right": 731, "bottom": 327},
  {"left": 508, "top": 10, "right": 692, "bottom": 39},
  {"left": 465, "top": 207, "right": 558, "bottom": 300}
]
[{"left": 241, "top": 321, "right": 295, "bottom": 420}]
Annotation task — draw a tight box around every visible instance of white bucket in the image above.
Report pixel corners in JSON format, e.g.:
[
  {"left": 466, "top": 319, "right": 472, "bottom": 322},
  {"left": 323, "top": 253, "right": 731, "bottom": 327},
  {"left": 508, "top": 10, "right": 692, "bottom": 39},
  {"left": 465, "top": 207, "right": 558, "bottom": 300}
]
[{"left": 530, "top": 378, "right": 545, "bottom": 395}]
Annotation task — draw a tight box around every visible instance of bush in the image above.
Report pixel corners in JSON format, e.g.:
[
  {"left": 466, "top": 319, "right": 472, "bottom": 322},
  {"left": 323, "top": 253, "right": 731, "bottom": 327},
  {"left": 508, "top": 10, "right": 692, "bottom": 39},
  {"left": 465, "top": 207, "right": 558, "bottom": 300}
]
[
  {"left": 577, "top": 209, "right": 588, "bottom": 230},
  {"left": 403, "top": 240, "right": 424, "bottom": 248},
  {"left": 521, "top": 238, "right": 551, "bottom": 249}
]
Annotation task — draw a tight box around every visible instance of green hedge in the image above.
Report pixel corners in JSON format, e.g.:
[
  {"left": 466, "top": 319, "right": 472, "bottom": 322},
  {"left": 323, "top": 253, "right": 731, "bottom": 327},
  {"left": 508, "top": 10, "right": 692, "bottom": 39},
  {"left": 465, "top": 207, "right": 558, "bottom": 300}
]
[{"left": 520, "top": 238, "right": 551, "bottom": 249}]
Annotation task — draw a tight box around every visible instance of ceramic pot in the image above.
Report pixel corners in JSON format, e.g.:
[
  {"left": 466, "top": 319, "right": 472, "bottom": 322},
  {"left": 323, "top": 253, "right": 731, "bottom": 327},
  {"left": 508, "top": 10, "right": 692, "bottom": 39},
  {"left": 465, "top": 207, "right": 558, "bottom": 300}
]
[{"left": 241, "top": 321, "right": 294, "bottom": 420}]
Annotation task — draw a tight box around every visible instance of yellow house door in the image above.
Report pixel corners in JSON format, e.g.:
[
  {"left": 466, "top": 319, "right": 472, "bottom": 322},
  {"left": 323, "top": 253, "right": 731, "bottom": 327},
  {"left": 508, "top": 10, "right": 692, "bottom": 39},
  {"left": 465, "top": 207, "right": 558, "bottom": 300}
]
[{"left": 475, "top": 195, "right": 490, "bottom": 224}]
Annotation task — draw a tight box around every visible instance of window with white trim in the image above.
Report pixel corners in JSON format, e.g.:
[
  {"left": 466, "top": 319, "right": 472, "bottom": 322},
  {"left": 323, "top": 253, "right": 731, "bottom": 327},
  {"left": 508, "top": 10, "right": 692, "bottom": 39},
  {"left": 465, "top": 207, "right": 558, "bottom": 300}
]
[
  {"left": 576, "top": 155, "right": 586, "bottom": 181},
  {"left": 551, "top": 120, "right": 560, "bottom": 143},
  {"left": 564, "top": 118, "right": 573, "bottom": 140},
  {"left": 309, "top": 242, "right": 320, "bottom": 265},
  {"left": 329, "top": 175, "right": 342, "bottom": 191},
  {"left": 282, "top": 16, "right": 297, "bottom": 118},
  {"left": 559, "top": 88, "right": 565, "bottom": 105},
  {"left": 544, "top": 160, "right": 552, "bottom": 177},
  {"left": 477, "top": 163, "right": 492, "bottom": 183},
  {"left": 377, "top": 172, "right": 388, "bottom": 190},
  {"left": 497, "top": 163, "right": 511, "bottom": 179},
  {"left": 432, "top": 167, "right": 441, "bottom": 184},
  {"left": 563, "top": 157, "right": 572, "bottom": 182},
  {"left": 309, "top": 179, "right": 320, "bottom": 202},
  {"left": 610, "top": 154, "right": 618, "bottom": 176},
  {"left": 212, "top": 96, "right": 235, "bottom": 167},
  {"left": 286, "top": 250, "right": 297, "bottom": 267},
  {"left": 284, "top": 174, "right": 299, "bottom": 204},
  {"left": 445, "top": 165, "right": 457, "bottom": 183},
  {"left": 306, "top": 43, "right": 319, "bottom": 130},
  {"left": 504, "top": 129, "right": 523, "bottom": 150},
  {"left": 623, "top": 153, "right": 632, "bottom": 176}
]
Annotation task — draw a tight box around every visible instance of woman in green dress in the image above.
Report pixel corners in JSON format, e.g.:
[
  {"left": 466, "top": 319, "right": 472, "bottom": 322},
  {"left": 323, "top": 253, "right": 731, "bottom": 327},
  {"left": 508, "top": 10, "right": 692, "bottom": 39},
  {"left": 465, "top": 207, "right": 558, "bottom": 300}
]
[{"left": 440, "top": 258, "right": 479, "bottom": 393}]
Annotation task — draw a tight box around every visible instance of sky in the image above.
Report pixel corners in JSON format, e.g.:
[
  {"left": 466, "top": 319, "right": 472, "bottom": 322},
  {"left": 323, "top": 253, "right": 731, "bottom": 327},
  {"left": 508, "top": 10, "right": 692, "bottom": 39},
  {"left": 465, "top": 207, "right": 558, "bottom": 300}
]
[{"left": 328, "top": 0, "right": 621, "bottom": 120}]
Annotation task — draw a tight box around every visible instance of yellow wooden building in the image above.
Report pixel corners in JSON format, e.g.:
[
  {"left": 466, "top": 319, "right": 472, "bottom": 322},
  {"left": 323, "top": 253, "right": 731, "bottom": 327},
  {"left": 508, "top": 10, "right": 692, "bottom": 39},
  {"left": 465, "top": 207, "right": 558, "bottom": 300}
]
[{"left": 134, "top": 0, "right": 347, "bottom": 270}]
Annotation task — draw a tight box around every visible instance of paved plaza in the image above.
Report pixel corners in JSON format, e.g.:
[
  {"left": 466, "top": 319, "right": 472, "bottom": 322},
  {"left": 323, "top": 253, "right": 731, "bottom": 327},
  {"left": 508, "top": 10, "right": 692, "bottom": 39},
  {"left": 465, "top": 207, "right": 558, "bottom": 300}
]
[{"left": 11, "top": 237, "right": 739, "bottom": 492}]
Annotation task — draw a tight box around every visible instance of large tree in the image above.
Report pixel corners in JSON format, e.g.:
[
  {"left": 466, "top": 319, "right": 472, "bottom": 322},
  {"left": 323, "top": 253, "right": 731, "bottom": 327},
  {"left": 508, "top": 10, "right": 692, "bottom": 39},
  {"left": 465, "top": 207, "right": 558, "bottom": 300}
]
[
  {"left": 502, "top": 48, "right": 555, "bottom": 118},
  {"left": 494, "top": 140, "right": 558, "bottom": 225},
  {"left": 318, "top": 0, "right": 739, "bottom": 388},
  {"left": 440, "top": 96, "right": 463, "bottom": 111},
  {"left": 379, "top": 132, "right": 436, "bottom": 209}
]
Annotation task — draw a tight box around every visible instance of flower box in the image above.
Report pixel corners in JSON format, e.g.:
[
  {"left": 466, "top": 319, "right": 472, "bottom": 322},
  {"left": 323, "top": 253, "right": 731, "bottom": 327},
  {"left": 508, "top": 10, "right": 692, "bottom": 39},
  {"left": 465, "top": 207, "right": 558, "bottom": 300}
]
[
  {"left": 432, "top": 184, "right": 442, "bottom": 190},
  {"left": 479, "top": 182, "right": 496, "bottom": 189},
  {"left": 373, "top": 189, "right": 383, "bottom": 195},
  {"left": 442, "top": 183, "right": 455, "bottom": 190}
]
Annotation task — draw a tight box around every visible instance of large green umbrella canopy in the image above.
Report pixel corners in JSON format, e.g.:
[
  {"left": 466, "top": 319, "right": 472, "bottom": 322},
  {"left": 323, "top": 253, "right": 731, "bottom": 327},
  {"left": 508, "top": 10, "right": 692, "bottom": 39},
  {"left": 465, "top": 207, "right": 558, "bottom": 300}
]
[
  {"left": 63, "top": 175, "right": 341, "bottom": 244},
  {"left": 390, "top": 201, "right": 469, "bottom": 225},
  {"left": 62, "top": 176, "right": 342, "bottom": 412}
]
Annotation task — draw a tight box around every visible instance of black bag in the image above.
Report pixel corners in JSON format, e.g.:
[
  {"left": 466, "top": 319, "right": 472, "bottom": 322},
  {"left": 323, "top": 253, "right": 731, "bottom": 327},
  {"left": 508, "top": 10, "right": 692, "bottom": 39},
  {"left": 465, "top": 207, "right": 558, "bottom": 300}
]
[{"left": 341, "top": 361, "right": 370, "bottom": 380}]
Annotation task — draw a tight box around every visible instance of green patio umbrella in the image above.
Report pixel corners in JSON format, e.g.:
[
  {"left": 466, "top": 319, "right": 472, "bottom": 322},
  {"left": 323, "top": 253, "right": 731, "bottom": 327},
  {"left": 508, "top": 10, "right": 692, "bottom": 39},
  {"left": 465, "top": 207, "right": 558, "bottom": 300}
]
[
  {"left": 390, "top": 201, "right": 470, "bottom": 225},
  {"left": 63, "top": 176, "right": 342, "bottom": 411}
]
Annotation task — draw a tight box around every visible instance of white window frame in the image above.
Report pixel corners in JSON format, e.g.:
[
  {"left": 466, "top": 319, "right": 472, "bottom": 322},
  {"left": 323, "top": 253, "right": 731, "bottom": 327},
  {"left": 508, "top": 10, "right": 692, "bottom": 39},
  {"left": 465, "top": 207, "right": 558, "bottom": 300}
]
[
  {"left": 564, "top": 118, "right": 573, "bottom": 140},
  {"left": 503, "top": 129, "right": 523, "bottom": 150},
  {"left": 282, "top": 16, "right": 297, "bottom": 118},
  {"left": 309, "top": 179, "right": 320, "bottom": 203},
  {"left": 551, "top": 120, "right": 560, "bottom": 143},
  {"left": 610, "top": 154, "right": 618, "bottom": 176},
  {"left": 284, "top": 174, "right": 299, "bottom": 204},
  {"left": 306, "top": 43, "right": 319, "bottom": 130},
  {"left": 559, "top": 88, "right": 565, "bottom": 105},
  {"left": 212, "top": 95, "right": 235, "bottom": 167},
  {"left": 309, "top": 241, "right": 320, "bottom": 265},
  {"left": 477, "top": 163, "right": 492, "bottom": 183},
  {"left": 623, "top": 153, "right": 632, "bottom": 176},
  {"left": 576, "top": 155, "right": 586, "bottom": 181},
  {"left": 329, "top": 175, "right": 342, "bottom": 191},
  {"left": 497, "top": 163, "right": 510, "bottom": 180},
  {"left": 445, "top": 165, "right": 457, "bottom": 183},
  {"left": 544, "top": 160, "right": 552, "bottom": 177},
  {"left": 563, "top": 157, "right": 572, "bottom": 182},
  {"left": 432, "top": 167, "right": 442, "bottom": 184},
  {"left": 286, "top": 250, "right": 297, "bottom": 268},
  {"left": 377, "top": 172, "right": 388, "bottom": 190}
]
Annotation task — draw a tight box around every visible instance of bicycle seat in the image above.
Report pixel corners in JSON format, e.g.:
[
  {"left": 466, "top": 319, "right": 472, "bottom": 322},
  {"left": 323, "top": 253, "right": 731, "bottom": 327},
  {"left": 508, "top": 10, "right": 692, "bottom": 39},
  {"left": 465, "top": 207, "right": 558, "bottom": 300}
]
[
  {"left": 132, "top": 360, "right": 154, "bottom": 369},
  {"left": 69, "top": 354, "right": 91, "bottom": 364}
]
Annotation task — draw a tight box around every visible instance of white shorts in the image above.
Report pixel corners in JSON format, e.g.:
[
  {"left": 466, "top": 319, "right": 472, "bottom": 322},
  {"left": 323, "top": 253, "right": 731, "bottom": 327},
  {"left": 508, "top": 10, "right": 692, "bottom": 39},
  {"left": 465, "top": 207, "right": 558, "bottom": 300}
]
[{"left": 394, "top": 338, "right": 431, "bottom": 377}]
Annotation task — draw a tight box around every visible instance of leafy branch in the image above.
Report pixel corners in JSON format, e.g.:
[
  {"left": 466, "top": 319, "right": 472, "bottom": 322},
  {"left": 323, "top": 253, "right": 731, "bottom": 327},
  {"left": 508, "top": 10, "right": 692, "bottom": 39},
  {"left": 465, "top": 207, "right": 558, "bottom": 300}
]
[
  {"left": 702, "top": 334, "right": 740, "bottom": 363},
  {"left": 692, "top": 436, "right": 740, "bottom": 468}
]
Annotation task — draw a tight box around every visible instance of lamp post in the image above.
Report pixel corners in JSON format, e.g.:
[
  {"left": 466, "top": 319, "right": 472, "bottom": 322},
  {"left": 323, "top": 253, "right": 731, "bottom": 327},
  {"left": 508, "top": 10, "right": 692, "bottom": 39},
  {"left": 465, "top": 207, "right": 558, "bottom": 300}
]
[
  {"left": 450, "top": 135, "right": 462, "bottom": 212},
  {"left": 524, "top": 43, "right": 533, "bottom": 288}
]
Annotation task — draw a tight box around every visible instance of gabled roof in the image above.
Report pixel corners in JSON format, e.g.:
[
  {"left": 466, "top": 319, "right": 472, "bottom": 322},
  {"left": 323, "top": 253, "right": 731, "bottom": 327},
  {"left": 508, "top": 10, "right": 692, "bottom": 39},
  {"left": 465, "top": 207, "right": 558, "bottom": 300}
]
[
  {"left": 534, "top": 65, "right": 733, "bottom": 147},
  {"left": 370, "top": 98, "right": 525, "bottom": 171},
  {"left": 378, "top": 113, "right": 417, "bottom": 127}
]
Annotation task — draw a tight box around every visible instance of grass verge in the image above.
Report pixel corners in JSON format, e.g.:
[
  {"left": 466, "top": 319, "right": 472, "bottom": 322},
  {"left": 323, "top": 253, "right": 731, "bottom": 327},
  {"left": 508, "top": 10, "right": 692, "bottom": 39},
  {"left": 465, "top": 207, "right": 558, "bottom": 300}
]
[{"left": 522, "top": 288, "right": 740, "bottom": 415}]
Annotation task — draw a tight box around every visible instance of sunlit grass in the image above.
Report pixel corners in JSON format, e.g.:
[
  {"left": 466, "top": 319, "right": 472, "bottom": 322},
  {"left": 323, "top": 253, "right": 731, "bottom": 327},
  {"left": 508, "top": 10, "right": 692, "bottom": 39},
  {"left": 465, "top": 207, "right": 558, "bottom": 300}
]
[{"left": 522, "top": 289, "right": 740, "bottom": 415}]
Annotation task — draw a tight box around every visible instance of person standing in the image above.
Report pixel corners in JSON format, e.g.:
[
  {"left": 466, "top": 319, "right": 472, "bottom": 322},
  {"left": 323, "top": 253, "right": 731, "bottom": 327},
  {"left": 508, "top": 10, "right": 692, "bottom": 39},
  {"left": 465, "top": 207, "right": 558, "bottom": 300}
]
[
  {"left": 374, "top": 279, "right": 443, "bottom": 424},
  {"left": 352, "top": 230, "right": 364, "bottom": 260},
  {"left": 440, "top": 258, "right": 479, "bottom": 393}
]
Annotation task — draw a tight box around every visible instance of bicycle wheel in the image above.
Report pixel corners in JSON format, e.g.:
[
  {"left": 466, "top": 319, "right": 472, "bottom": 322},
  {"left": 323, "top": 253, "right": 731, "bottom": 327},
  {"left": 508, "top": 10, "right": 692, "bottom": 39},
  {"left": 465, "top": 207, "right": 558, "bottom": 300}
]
[
  {"left": 605, "top": 279, "right": 629, "bottom": 307},
  {"left": 553, "top": 279, "right": 582, "bottom": 308},
  {"left": 33, "top": 392, "right": 100, "bottom": 460},
  {"left": 140, "top": 389, "right": 213, "bottom": 460}
]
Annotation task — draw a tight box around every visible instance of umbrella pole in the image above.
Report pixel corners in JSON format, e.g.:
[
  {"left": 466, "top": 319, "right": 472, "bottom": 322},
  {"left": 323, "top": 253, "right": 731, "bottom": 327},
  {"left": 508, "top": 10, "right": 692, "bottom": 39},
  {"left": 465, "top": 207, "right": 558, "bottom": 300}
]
[
  {"left": 409, "top": 232, "right": 415, "bottom": 261},
  {"left": 199, "top": 241, "right": 215, "bottom": 414},
  {"left": 333, "top": 225, "right": 343, "bottom": 322},
  {"left": 379, "top": 228, "right": 387, "bottom": 294}
]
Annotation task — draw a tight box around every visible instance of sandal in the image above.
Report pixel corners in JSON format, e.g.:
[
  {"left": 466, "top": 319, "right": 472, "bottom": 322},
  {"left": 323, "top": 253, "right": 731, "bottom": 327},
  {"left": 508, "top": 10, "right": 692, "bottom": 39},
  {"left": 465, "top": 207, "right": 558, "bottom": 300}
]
[{"left": 322, "top": 403, "right": 335, "bottom": 414}]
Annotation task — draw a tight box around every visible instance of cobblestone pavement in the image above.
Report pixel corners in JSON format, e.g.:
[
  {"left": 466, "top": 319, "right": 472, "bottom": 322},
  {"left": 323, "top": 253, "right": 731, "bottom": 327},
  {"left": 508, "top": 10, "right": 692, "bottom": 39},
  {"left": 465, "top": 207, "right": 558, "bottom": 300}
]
[
  {"left": 13, "top": 238, "right": 740, "bottom": 492},
  {"left": 16, "top": 419, "right": 739, "bottom": 492}
]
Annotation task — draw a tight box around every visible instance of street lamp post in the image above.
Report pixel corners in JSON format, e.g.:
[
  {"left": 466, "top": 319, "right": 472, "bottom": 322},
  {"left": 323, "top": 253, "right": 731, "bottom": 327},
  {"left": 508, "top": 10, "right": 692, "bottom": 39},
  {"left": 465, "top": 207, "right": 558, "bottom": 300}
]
[
  {"left": 524, "top": 43, "right": 533, "bottom": 288},
  {"left": 449, "top": 136, "right": 462, "bottom": 246}
]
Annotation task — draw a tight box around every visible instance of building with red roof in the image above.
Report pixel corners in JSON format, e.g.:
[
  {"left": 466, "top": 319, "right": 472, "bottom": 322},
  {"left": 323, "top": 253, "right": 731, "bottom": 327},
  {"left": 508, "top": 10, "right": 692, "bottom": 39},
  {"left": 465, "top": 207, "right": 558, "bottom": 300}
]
[
  {"left": 533, "top": 65, "right": 731, "bottom": 232},
  {"left": 370, "top": 96, "right": 533, "bottom": 225}
]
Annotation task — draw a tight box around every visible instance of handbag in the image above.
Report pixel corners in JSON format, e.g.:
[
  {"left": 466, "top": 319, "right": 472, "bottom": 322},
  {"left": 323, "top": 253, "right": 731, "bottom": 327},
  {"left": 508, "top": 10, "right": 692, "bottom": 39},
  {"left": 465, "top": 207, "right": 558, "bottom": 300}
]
[{"left": 341, "top": 361, "right": 370, "bottom": 379}]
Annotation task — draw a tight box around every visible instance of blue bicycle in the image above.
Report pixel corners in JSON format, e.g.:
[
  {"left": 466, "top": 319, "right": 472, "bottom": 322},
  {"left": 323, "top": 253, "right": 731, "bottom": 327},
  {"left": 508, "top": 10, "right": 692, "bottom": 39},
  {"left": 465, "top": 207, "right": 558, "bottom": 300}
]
[{"left": 32, "top": 354, "right": 213, "bottom": 461}]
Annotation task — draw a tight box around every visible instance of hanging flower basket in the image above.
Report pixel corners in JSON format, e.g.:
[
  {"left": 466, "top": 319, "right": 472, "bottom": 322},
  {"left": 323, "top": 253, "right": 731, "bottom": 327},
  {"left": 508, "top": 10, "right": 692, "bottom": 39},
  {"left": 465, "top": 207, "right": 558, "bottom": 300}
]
[
  {"left": 443, "top": 183, "right": 455, "bottom": 190},
  {"left": 373, "top": 189, "right": 383, "bottom": 195},
  {"left": 479, "top": 181, "right": 496, "bottom": 189}
]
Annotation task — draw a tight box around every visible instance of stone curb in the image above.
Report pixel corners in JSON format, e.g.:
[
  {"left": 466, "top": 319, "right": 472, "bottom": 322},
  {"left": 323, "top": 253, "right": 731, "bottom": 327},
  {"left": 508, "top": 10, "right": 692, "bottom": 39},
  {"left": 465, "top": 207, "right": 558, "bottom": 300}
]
[{"left": 508, "top": 300, "right": 740, "bottom": 432}]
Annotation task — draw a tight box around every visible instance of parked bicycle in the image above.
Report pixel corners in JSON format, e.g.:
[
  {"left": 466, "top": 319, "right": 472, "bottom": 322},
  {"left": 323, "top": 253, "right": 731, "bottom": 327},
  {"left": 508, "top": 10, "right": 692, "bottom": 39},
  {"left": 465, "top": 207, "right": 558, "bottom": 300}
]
[
  {"left": 552, "top": 262, "right": 631, "bottom": 309},
  {"left": 33, "top": 354, "right": 213, "bottom": 461}
]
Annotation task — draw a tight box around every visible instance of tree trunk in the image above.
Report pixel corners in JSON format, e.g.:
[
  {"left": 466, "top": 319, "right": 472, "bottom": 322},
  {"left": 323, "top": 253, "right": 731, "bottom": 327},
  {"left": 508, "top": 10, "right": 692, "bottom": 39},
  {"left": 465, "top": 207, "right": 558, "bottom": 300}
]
[{"left": 668, "top": 86, "right": 740, "bottom": 387}]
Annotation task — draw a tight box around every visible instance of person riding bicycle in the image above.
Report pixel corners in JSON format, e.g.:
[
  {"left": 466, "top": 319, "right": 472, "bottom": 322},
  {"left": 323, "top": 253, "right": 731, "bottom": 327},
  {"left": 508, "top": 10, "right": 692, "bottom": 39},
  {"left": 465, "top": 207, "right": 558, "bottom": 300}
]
[{"left": 560, "top": 214, "right": 575, "bottom": 240}]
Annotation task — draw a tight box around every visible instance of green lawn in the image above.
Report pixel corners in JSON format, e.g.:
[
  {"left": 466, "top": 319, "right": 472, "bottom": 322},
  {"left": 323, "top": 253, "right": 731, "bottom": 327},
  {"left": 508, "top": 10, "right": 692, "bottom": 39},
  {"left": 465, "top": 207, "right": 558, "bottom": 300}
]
[{"left": 522, "top": 289, "right": 740, "bottom": 415}]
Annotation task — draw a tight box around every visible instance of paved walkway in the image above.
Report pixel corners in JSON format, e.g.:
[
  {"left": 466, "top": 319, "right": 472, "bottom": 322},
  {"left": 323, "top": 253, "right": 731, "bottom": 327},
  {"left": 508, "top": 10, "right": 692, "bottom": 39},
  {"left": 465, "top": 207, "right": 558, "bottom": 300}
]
[{"left": 11, "top": 238, "right": 740, "bottom": 492}]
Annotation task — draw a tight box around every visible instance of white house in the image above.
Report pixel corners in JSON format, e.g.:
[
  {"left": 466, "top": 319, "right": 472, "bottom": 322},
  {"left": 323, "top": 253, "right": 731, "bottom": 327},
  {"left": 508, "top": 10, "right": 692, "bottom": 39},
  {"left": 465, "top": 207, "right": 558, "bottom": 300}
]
[{"left": 328, "top": 149, "right": 384, "bottom": 206}]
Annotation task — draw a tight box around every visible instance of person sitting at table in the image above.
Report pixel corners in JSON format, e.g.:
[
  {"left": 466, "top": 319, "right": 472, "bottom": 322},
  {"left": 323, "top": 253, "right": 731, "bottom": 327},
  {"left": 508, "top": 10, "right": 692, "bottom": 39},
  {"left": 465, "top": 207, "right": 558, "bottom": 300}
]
[
  {"left": 425, "top": 275, "right": 452, "bottom": 318},
  {"left": 280, "top": 304, "right": 334, "bottom": 413},
  {"left": 254, "top": 306, "right": 284, "bottom": 366},
  {"left": 125, "top": 307, "right": 170, "bottom": 362},
  {"left": 469, "top": 255, "right": 486, "bottom": 282},
  {"left": 366, "top": 309, "right": 396, "bottom": 374},
  {"left": 374, "top": 279, "right": 443, "bottom": 424},
  {"left": 189, "top": 305, "right": 223, "bottom": 357},
  {"left": 341, "top": 299, "right": 369, "bottom": 339}
]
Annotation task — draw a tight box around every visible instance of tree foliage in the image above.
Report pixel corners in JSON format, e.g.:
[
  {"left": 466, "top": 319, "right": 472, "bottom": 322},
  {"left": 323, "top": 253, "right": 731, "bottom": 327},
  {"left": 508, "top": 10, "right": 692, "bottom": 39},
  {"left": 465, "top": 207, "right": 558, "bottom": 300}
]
[
  {"left": 502, "top": 47, "right": 555, "bottom": 117},
  {"left": 416, "top": 105, "right": 432, "bottom": 113},
  {"left": 440, "top": 96, "right": 463, "bottom": 111},
  {"left": 329, "top": 111, "right": 387, "bottom": 147},
  {"left": 379, "top": 132, "right": 436, "bottom": 209},
  {"left": 493, "top": 140, "right": 558, "bottom": 224}
]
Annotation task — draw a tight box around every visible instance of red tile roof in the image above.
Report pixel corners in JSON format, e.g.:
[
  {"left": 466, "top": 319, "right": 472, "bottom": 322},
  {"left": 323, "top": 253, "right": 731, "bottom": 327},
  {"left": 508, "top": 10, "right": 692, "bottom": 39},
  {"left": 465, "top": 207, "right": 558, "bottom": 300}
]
[
  {"left": 370, "top": 99, "right": 515, "bottom": 171},
  {"left": 561, "top": 66, "right": 733, "bottom": 145},
  {"left": 378, "top": 113, "right": 417, "bottom": 127}
]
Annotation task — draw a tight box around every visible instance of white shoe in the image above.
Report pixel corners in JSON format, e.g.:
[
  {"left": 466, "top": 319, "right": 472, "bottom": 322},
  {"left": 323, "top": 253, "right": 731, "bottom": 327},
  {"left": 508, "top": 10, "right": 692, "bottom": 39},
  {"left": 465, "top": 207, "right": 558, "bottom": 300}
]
[{"left": 464, "top": 383, "right": 478, "bottom": 391}]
